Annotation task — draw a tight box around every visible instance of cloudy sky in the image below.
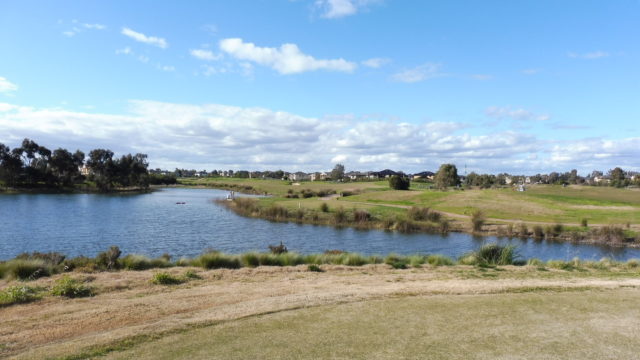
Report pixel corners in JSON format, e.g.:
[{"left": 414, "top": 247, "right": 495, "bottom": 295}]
[{"left": 0, "top": 1, "right": 638, "bottom": 174}]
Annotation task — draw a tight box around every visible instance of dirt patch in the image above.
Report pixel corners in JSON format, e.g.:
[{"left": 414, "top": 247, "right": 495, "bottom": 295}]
[{"left": 570, "top": 205, "right": 637, "bottom": 211}]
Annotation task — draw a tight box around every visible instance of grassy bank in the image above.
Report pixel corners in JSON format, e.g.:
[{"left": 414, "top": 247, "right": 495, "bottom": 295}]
[
  {"left": 3, "top": 259, "right": 640, "bottom": 359},
  {"left": 2, "top": 244, "right": 640, "bottom": 308},
  {"left": 180, "top": 177, "right": 640, "bottom": 246}
]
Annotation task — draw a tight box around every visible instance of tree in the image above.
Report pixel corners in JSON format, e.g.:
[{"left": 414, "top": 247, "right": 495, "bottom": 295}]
[
  {"left": 50, "top": 148, "right": 84, "bottom": 187},
  {"left": 0, "top": 143, "right": 22, "bottom": 187},
  {"left": 330, "top": 164, "right": 345, "bottom": 181},
  {"left": 87, "top": 149, "right": 115, "bottom": 190},
  {"left": 388, "top": 175, "right": 410, "bottom": 190},
  {"left": 434, "top": 164, "right": 460, "bottom": 189},
  {"left": 609, "top": 167, "right": 627, "bottom": 188}
]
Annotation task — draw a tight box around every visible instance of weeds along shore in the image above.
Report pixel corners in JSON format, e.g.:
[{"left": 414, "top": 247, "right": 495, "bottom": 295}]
[
  {"left": 219, "top": 197, "right": 640, "bottom": 247},
  {"left": 2, "top": 244, "right": 640, "bottom": 308}
]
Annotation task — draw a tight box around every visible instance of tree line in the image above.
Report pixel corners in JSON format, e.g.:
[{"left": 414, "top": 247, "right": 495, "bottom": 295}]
[{"left": 0, "top": 138, "right": 152, "bottom": 191}]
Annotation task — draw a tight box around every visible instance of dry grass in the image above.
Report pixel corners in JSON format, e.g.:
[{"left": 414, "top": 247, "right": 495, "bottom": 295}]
[{"left": 2, "top": 265, "right": 640, "bottom": 359}]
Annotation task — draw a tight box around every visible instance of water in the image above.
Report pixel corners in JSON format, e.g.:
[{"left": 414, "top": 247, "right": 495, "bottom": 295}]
[{"left": 1, "top": 188, "right": 639, "bottom": 261}]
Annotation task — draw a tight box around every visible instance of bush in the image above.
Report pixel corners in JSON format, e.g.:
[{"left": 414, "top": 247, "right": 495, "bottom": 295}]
[
  {"left": 268, "top": 242, "right": 288, "bottom": 254},
  {"left": 470, "top": 210, "right": 485, "bottom": 232},
  {"left": 439, "top": 219, "right": 450, "bottom": 234},
  {"left": 151, "top": 272, "right": 184, "bottom": 285},
  {"left": 240, "top": 252, "right": 260, "bottom": 267},
  {"left": 333, "top": 207, "right": 347, "bottom": 224},
  {"left": 320, "top": 202, "right": 329, "bottom": 212},
  {"left": 388, "top": 175, "right": 410, "bottom": 190},
  {"left": 307, "top": 264, "right": 323, "bottom": 272},
  {"left": 598, "top": 225, "right": 625, "bottom": 243},
  {"left": 581, "top": 218, "right": 588, "bottom": 227},
  {"left": 532, "top": 225, "right": 544, "bottom": 239},
  {"left": 393, "top": 218, "right": 420, "bottom": 233},
  {"left": 261, "top": 205, "right": 289, "bottom": 220},
  {"left": 353, "top": 209, "right": 371, "bottom": 223},
  {"left": 50, "top": 276, "right": 93, "bottom": 298},
  {"left": 385, "top": 254, "right": 408, "bottom": 269},
  {"left": 233, "top": 198, "right": 259, "bottom": 215},
  {"left": 0, "top": 285, "right": 42, "bottom": 306},
  {"left": 96, "top": 246, "right": 121, "bottom": 270},
  {"left": 517, "top": 223, "right": 528, "bottom": 238},
  {"left": 15, "top": 252, "right": 66, "bottom": 265}
]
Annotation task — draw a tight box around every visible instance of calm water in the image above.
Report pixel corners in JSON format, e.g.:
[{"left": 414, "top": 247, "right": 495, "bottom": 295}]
[{"left": 1, "top": 188, "right": 639, "bottom": 261}]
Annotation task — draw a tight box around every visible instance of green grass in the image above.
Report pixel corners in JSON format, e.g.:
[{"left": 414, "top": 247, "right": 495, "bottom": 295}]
[
  {"left": 0, "top": 285, "right": 43, "bottom": 306},
  {"left": 50, "top": 276, "right": 94, "bottom": 298},
  {"left": 104, "top": 289, "right": 640, "bottom": 360},
  {"left": 151, "top": 272, "right": 184, "bottom": 285}
]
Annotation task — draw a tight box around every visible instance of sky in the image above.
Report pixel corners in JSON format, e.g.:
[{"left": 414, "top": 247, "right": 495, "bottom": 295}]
[{"left": 0, "top": 0, "right": 638, "bottom": 175}]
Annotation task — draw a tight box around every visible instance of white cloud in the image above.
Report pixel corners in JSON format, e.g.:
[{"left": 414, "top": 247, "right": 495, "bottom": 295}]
[
  {"left": 0, "top": 77, "right": 18, "bottom": 94},
  {"left": 62, "top": 21, "right": 106, "bottom": 37},
  {"left": 567, "top": 51, "right": 609, "bottom": 59},
  {"left": 485, "top": 106, "right": 550, "bottom": 122},
  {"left": 157, "top": 65, "right": 175, "bottom": 72},
  {"left": 219, "top": 38, "right": 357, "bottom": 74},
  {"left": 83, "top": 23, "right": 106, "bottom": 30},
  {"left": 362, "top": 57, "right": 390, "bottom": 68},
  {"left": 392, "top": 63, "right": 443, "bottom": 83},
  {"left": 121, "top": 27, "right": 168, "bottom": 49},
  {"left": 190, "top": 49, "right": 222, "bottom": 61},
  {"left": 115, "top": 47, "right": 132, "bottom": 55},
  {"left": 315, "top": 0, "right": 380, "bottom": 19},
  {"left": 2, "top": 100, "right": 636, "bottom": 173}
]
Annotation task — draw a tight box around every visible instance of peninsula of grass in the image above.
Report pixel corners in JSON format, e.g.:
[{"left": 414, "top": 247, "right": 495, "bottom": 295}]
[{"left": 190, "top": 177, "right": 640, "bottom": 246}]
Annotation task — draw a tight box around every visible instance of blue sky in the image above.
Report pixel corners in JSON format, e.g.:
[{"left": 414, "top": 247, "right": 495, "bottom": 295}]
[{"left": 0, "top": 0, "right": 638, "bottom": 174}]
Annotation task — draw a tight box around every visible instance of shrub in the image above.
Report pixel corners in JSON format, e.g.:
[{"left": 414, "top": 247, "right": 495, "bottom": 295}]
[
  {"left": 0, "top": 285, "right": 42, "bottom": 306},
  {"left": 517, "top": 223, "right": 528, "bottom": 238},
  {"left": 353, "top": 209, "right": 371, "bottom": 223},
  {"left": 599, "top": 225, "right": 625, "bottom": 243},
  {"left": 268, "top": 242, "right": 288, "bottom": 254},
  {"left": 96, "top": 246, "right": 121, "bottom": 270},
  {"left": 385, "top": 254, "right": 408, "bottom": 269},
  {"left": 307, "top": 264, "right": 323, "bottom": 272},
  {"left": 120, "top": 255, "right": 153, "bottom": 270},
  {"left": 15, "top": 252, "right": 65, "bottom": 265},
  {"left": 64, "top": 256, "right": 97, "bottom": 272},
  {"left": 470, "top": 210, "right": 485, "bottom": 232},
  {"left": 505, "top": 224, "right": 514, "bottom": 238},
  {"left": 151, "top": 272, "right": 184, "bottom": 285},
  {"left": 388, "top": 175, "right": 410, "bottom": 190},
  {"left": 320, "top": 202, "right": 329, "bottom": 212},
  {"left": 526, "top": 258, "right": 544, "bottom": 267},
  {"left": 439, "top": 219, "right": 450, "bottom": 234},
  {"left": 240, "top": 252, "right": 260, "bottom": 267},
  {"left": 261, "top": 205, "right": 289, "bottom": 220},
  {"left": 50, "top": 276, "right": 93, "bottom": 298},
  {"left": 233, "top": 198, "right": 259, "bottom": 215},
  {"left": 532, "top": 225, "right": 544, "bottom": 239},
  {"left": 408, "top": 206, "right": 429, "bottom": 221},
  {"left": 393, "top": 218, "right": 420, "bottom": 233},
  {"left": 333, "top": 207, "right": 347, "bottom": 224},
  {"left": 192, "top": 252, "right": 241, "bottom": 269},
  {"left": 581, "top": 218, "right": 588, "bottom": 227},
  {"left": 295, "top": 209, "right": 305, "bottom": 220}
]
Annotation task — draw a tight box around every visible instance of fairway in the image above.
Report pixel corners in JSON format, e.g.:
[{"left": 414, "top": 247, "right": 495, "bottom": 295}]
[
  {"left": 106, "top": 289, "right": 640, "bottom": 360},
  {"left": 182, "top": 178, "right": 640, "bottom": 227}
]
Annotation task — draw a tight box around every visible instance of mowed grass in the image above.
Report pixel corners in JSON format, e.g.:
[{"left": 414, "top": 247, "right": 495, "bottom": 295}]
[
  {"left": 106, "top": 289, "right": 640, "bottom": 360},
  {"left": 183, "top": 177, "right": 640, "bottom": 225}
]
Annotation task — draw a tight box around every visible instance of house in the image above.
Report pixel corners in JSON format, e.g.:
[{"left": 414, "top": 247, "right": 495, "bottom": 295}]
[
  {"left": 372, "top": 169, "right": 399, "bottom": 178},
  {"left": 346, "top": 171, "right": 367, "bottom": 181},
  {"left": 525, "top": 176, "right": 531, "bottom": 184},
  {"left": 505, "top": 177, "right": 513, "bottom": 185},
  {"left": 412, "top": 171, "right": 435, "bottom": 180},
  {"left": 310, "top": 172, "right": 328, "bottom": 181},
  {"left": 290, "top": 172, "right": 310, "bottom": 181},
  {"left": 79, "top": 165, "right": 91, "bottom": 176}
]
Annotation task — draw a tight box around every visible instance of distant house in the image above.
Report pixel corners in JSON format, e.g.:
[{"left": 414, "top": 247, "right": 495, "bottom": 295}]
[
  {"left": 346, "top": 171, "right": 367, "bottom": 181},
  {"left": 310, "top": 172, "right": 328, "bottom": 181},
  {"left": 525, "top": 176, "right": 531, "bottom": 184},
  {"left": 412, "top": 171, "right": 435, "bottom": 180},
  {"left": 593, "top": 176, "right": 611, "bottom": 184},
  {"left": 372, "top": 169, "right": 399, "bottom": 178},
  {"left": 505, "top": 177, "right": 513, "bottom": 185},
  {"left": 290, "top": 172, "right": 310, "bottom": 181},
  {"left": 79, "top": 165, "right": 91, "bottom": 176}
]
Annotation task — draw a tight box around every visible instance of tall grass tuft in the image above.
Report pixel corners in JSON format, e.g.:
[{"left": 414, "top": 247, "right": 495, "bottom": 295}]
[
  {"left": 426, "top": 254, "right": 454, "bottom": 266},
  {"left": 192, "top": 251, "right": 241, "bottom": 269},
  {"left": 470, "top": 210, "right": 485, "bottom": 232},
  {"left": 384, "top": 254, "right": 408, "bottom": 269},
  {"left": 461, "top": 243, "right": 516, "bottom": 266},
  {"left": 0, "top": 259, "right": 54, "bottom": 280},
  {"left": 261, "top": 205, "right": 289, "bottom": 221},
  {"left": 151, "top": 272, "right": 184, "bottom": 285},
  {"left": 333, "top": 207, "right": 347, "bottom": 224},
  {"left": 598, "top": 225, "right": 625, "bottom": 243},
  {"left": 532, "top": 225, "right": 544, "bottom": 239},
  {"left": 320, "top": 202, "right": 329, "bottom": 212},
  {"left": 353, "top": 209, "right": 371, "bottom": 223},
  {"left": 517, "top": 223, "right": 528, "bottom": 238}
]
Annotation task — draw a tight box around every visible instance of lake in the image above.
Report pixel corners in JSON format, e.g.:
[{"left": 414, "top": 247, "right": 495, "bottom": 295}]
[{"left": 1, "top": 187, "right": 639, "bottom": 261}]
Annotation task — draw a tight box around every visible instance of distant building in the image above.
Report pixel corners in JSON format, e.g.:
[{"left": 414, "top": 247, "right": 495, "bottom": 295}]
[
  {"left": 310, "top": 172, "right": 328, "bottom": 181},
  {"left": 290, "top": 172, "right": 310, "bottom": 181},
  {"left": 79, "top": 165, "right": 91, "bottom": 176}
]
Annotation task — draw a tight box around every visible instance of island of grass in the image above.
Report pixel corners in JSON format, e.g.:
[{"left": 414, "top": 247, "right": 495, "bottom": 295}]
[{"left": 178, "top": 177, "right": 640, "bottom": 246}]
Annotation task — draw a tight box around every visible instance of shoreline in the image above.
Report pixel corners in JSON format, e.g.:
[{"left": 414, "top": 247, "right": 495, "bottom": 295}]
[{"left": 0, "top": 186, "right": 154, "bottom": 195}]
